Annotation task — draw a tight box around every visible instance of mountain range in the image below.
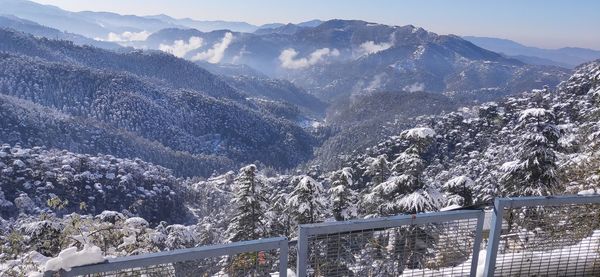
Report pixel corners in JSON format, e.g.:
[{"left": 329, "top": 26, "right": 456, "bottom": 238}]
[
  {"left": 142, "top": 20, "right": 570, "bottom": 102},
  {"left": 2, "top": 1, "right": 600, "bottom": 274},
  {"left": 464, "top": 36, "right": 600, "bottom": 69},
  {"left": 0, "top": 0, "right": 596, "bottom": 179}
]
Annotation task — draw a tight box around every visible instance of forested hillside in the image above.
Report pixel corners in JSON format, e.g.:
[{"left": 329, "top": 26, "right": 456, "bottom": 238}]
[
  {"left": 2, "top": 58, "right": 597, "bottom": 275},
  {"left": 0, "top": 3, "right": 598, "bottom": 274},
  {"left": 0, "top": 29, "right": 318, "bottom": 176}
]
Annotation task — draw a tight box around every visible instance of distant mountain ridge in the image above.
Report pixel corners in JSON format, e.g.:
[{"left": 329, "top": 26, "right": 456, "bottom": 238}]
[
  {"left": 464, "top": 36, "right": 600, "bottom": 69},
  {"left": 0, "top": 14, "right": 121, "bottom": 49},
  {"left": 143, "top": 19, "right": 569, "bottom": 102},
  {"left": 0, "top": 0, "right": 324, "bottom": 41}
]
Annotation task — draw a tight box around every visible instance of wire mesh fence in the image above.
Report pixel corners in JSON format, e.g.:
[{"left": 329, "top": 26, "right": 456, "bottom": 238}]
[
  {"left": 484, "top": 195, "right": 600, "bottom": 276},
  {"left": 44, "top": 237, "right": 288, "bottom": 277},
  {"left": 296, "top": 210, "right": 485, "bottom": 277}
]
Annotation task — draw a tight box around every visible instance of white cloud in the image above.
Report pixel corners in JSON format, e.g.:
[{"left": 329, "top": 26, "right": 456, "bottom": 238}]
[
  {"left": 365, "top": 73, "right": 386, "bottom": 92},
  {"left": 404, "top": 82, "right": 425, "bottom": 92},
  {"left": 159, "top": 36, "right": 204, "bottom": 58},
  {"left": 191, "top": 32, "right": 233, "bottom": 64},
  {"left": 104, "top": 31, "right": 150, "bottom": 42},
  {"left": 232, "top": 45, "right": 249, "bottom": 64},
  {"left": 358, "top": 41, "right": 393, "bottom": 56},
  {"left": 279, "top": 48, "right": 340, "bottom": 69}
]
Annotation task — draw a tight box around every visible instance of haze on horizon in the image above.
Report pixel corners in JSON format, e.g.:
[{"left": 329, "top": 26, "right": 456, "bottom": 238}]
[{"left": 29, "top": 0, "right": 600, "bottom": 50}]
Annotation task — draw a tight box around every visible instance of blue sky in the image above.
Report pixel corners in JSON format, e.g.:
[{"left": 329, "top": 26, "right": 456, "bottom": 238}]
[{"left": 32, "top": 0, "right": 600, "bottom": 49}]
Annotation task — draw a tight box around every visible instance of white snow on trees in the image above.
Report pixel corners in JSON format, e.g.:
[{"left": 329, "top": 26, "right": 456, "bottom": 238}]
[{"left": 401, "top": 127, "right": 436, "bottom": 139}]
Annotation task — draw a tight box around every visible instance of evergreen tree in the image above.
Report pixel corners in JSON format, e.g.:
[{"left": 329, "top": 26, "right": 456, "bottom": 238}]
[
  {"left": 500, "top": 108, "right": 560, "bottom": 197},
  {"left": 442, "top": 176, "right": 475, "bottom": 207},
  {"left": 365, "top": 128, "right": 442, "bottom": 216},
  {"left": 362, "top": 154, "right": 390, "bottom": 189},
  {"left": 329, "top": 167, "right": 357, "bottom": 221},
  {"left": 363, "top": 128, "right": 443, "bottom": 273},
  {"left": 287, "top": 175, "right": 326, "bottom": 225},
  {"left": 226, "top": 165, "right": 267, "bottom": 242}
]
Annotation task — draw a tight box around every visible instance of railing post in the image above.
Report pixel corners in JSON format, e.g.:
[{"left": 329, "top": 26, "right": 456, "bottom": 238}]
[
  {"left": 469, "top": 209, "right": 485, "bottom": 276},
  {"left": 296, "top": 226, "right": 308, "bottom": 277},
  {"left": 483, "top": 198, "right": 506, "bottom": 276},
  {"left": 278, "top": 238, "right": 289, "bottom": 277}
]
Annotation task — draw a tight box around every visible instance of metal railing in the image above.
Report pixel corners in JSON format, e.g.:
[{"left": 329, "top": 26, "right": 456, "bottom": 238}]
[
  {"left": 42, "top": 195, "right": 600, "bottom": 277},
  {"left": 296, "top": 210, "right": 485, "bottom": 277},
  {"left": 484, "top": 195, "right": 600, "bottom": 276},
  {"left": 44, "top": 237, "right": 288, "bottom": 277}
]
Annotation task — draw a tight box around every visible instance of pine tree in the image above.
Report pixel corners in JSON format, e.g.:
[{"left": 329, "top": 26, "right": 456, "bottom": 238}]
[
  {"left": 329, "top": 167, "right": 357, "bottom": 221},
  {"left": 287, "top": 175, "right": 326, "bottom": 225},
  {"left": 366, "top": 128, "right": 442, "bottom": 216},
  {"left": 500, "top": 108, "right": 560, "bottom": 197},
  {"left": 442, "top": 176, "right": 475, "bottom": 207},
  {"left": 363, "top": 128, "right": 443, "bottom": 273},
  {"left": 359, "top": 155, "right": 390, "bottom": 215},
  {"left": 362, "top": 154, "right": 390, "bottom": 189},
  {"left": 226, "top": 165, "right": 267, "bottom": 242}
]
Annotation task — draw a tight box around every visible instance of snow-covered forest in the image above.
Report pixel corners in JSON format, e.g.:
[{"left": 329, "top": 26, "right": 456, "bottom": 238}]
[
  {"left": 2, "top": 60, "right": 598, "bottom": 275},
  {"left": 0, "top": 2, "right": 599, "bottom": 275}
]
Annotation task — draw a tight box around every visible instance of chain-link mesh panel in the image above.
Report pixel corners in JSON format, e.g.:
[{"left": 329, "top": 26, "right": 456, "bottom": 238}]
[
  {"left": 304, "top": 217, "right": 480, "bottom": 276},
  {"left": 493, "top": 203, "right": 600, "bottom": 276}
]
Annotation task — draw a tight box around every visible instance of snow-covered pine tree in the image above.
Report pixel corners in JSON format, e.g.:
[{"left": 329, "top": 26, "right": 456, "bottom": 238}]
[
  {"left": 500, "top": 108, "right": 560, "bottom": 197},
  {"left": 362, "top": 154, "right": 390, "bottom": 190},
  {"left": 226, "top": 165, "right": 267, "bottom": 242},
  {"left": 359, "top": 155, "right": 390, "bottom": 215},
  {"left": 365, "top": 127, "right": 443, "bottom": 216},
  {"left": 442, "top": 176, "right": 475, "bottom": 207},
  {"left": 361, "top": 128, "right": 444, "bottom": 273},
  {"left": 328, "top": 167, "right": 357, "bottom": 221},
  {"left": 287, "top": 175, "right": 326, "bottom": 225},
  {"left": 317, "top": 169, "right": 357, "bottom": 277},
  {"left": 264, "top": 192, "right": 294, "bottom": 237},
  {"left": 225, "top": 165, "right": 272, "bottom": 275}
]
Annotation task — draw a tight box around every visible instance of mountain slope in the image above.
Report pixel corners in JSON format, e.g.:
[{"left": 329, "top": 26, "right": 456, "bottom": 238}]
[
  {"left": 0, "top": 0, "right": 263, "bottom": 40},
  {"left": 0, "top": 28, "right": 243, "bottom": 100},
  {"left": 464, "top": 36, "right": 600, "bottom": 69},
  {"left": 314, "top": 91, "right": 459, "bottom": 169},
  {"left": 0, "top": 94, "right": 234, "bottom": 177},
  {"left": 223, "top": 75, "right": 328, "bottom": 115},
  {"left": 0, "top": 50, "right": 315, "bottom": 175},
  {"left": 0, "top": 0, "right": 185, "bottom": 39}
]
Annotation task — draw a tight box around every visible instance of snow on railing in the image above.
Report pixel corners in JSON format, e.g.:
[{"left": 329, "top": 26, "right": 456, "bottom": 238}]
[{"left": 44, "top": 237, "right": 288, "bottom": 277}]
